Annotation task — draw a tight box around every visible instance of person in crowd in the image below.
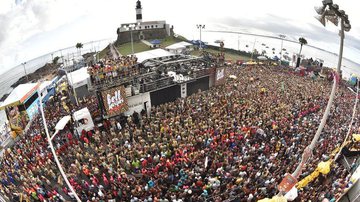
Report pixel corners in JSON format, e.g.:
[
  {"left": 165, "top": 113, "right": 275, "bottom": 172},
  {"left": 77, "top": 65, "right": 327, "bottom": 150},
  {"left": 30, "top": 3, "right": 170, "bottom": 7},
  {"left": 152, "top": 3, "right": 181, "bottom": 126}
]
[{"left": 0, "top": 64, "right": 358, "bottom": 202}]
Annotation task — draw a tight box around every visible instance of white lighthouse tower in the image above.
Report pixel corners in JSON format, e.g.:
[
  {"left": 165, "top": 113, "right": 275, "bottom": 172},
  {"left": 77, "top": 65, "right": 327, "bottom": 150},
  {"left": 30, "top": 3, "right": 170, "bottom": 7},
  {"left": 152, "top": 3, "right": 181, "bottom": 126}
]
[{"left": 136, "top": 0, "right": 143, "bottom": 23}]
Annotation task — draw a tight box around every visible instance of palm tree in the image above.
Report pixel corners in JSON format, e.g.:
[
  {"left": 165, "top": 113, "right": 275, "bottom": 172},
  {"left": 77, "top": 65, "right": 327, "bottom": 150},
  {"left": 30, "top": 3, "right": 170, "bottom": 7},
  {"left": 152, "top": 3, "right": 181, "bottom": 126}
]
[
  {"left": 75, "top": 42, "right": 83, "bottom": 56},
  {"left": 298, "top": 37, "right": 307, "bottom": 55},
  {"left": 297, "top": 37, "right": 307, "bottom": 67}
]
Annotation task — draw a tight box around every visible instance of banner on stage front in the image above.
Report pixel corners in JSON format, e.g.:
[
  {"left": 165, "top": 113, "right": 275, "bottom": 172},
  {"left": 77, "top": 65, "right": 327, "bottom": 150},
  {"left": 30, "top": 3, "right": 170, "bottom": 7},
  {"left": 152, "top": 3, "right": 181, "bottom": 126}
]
[
  {"left": 101, "top": 86, "right": 128, "bottom": 117},
  {"left": 215, "top": 67, "right": 226, "bottom": 86}
]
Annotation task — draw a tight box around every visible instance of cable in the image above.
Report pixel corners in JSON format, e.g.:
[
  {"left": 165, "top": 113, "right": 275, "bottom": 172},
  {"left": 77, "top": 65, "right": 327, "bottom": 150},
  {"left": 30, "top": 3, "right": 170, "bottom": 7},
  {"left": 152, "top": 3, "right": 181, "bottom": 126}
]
[{"left": 334, "top": 82, "right": 359, "bottom": 161}]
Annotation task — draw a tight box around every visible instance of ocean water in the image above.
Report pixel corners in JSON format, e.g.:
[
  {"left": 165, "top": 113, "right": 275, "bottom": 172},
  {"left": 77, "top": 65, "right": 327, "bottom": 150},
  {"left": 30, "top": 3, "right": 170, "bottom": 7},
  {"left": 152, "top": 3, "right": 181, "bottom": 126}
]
[
  {"left": 201, "top": 31, "right": 360, "bottom": 78},
  {"left": 0, "top": 39, "right": 112, "bottom": 127},
  {"left": 0, "top": 39, "right": 112, "bottom": 98},
  {"left": 1, "top": 31, "right": 359, "bottom": 126}
]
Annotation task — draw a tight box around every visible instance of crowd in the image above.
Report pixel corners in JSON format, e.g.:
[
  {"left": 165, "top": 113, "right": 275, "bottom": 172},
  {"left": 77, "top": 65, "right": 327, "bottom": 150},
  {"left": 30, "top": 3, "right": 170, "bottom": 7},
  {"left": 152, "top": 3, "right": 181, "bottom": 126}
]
[
  {"left": 88, "top": 55, "right": 139, "bottom": 85},
  {"left": 0, "top": 64, "right": 359, "bottom": 201}
]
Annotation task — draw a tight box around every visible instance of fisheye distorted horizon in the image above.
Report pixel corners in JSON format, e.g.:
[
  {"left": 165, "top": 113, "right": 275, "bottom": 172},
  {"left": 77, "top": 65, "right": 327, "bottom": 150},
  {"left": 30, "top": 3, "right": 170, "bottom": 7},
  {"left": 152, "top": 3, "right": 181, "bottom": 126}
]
[{"left": 0, "top": 0, "right": 359, "bottom": 72}]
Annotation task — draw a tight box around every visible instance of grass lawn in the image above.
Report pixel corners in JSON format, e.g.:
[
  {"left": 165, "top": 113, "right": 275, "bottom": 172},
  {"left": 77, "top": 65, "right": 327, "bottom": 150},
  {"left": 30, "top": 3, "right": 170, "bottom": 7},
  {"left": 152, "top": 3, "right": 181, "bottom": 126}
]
[
  {"left": 97, "top": 47, "right": 108, "bottom": 59},
  {"left": 117, "top": 41, "right": 151, "bottom": 55},
  {"left": 191, "top": 49, "right": 252, "bottom": 61},
  {"left": 159, "top": 36, "right": 185, "bottom": 48},
  {"left": 98, "top": 34, "right": 188, "bottom": 58}
]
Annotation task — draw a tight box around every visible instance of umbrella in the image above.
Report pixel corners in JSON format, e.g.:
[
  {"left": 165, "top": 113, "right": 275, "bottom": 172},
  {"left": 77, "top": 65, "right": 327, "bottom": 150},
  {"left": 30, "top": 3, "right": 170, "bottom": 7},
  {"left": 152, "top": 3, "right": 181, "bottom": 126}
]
[
  {"left": 257, "top": 56, "right": 267, "bottom": 61},
  {"left": 150, "top": 39, "right": 161, "bottom": 45},
  {"left": 229, "top": 75, "right": 237, "bottom": 79}
]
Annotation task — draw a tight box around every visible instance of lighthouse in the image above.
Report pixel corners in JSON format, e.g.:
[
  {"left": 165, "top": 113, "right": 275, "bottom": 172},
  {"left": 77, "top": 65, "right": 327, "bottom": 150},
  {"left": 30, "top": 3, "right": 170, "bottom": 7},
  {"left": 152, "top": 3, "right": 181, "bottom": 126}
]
[{"left": 136, "top": 0, "right": 143, "bottom": 23}]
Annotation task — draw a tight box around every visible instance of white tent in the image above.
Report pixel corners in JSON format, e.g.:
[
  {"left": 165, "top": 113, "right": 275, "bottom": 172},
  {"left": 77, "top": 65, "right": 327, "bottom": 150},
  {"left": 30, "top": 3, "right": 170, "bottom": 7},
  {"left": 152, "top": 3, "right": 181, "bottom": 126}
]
[
  {"left": 67, "top": 67, "right": 90, "bottom": 89},
  {"left": 0, "top": 83, "right": 40, "bottom": 110},
  {"left": 133, "top": 49, "right": 175, "bottom": 63},
  {"left": 73, "top": 107, "right": 94, "bottom": 134},
  {"left": 257, "top": 56, "right": 268, "bottom": 61},
  {"left": 165, "top": 41, "right": 193, "bottom": 54}
]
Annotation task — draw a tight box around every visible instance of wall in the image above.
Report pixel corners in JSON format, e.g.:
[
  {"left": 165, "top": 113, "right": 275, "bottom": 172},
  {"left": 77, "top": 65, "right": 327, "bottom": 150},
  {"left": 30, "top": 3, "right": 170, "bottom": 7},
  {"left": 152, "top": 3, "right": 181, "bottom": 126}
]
[
  {"left": 115, "top": 29, "right": 169, "bottom": 46},
  {"left": 124, "top": 92, "right": 151, "bottom": 116}
]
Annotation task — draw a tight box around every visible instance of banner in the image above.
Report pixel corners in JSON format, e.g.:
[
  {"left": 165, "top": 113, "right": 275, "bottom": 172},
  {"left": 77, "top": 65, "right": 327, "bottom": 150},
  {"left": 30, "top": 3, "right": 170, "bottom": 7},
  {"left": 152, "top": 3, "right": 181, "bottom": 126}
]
[
  {"left": 26, "top": 98, "right": 40, "bottom": 120},
  {"left": 215, "top": 67, "right": 226, "bottom": 86},
  {"left": 101, "top": 86, "right": 128, "bottom": 117},
  {"left": 6, "top": 106, "right": 28, "bottom": 135}
]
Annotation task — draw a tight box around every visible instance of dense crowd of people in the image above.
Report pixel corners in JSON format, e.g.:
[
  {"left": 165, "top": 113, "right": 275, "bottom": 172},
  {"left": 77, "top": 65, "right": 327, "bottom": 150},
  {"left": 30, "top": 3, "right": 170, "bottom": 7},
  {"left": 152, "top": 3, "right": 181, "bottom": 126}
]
[
  {"left": 0, "top": 64, "right": 359, "bottom": 201},
  {"left": 88, "top": 55, "right": 139, "bottom": 85}
]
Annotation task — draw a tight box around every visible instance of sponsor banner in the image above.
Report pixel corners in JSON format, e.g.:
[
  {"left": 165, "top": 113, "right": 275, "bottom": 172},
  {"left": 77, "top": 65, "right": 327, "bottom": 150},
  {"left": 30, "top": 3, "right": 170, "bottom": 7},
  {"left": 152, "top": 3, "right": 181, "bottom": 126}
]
[
  {"left": 101, "top": 86, "right": 128, "bottom": 117},
  {"left": 215, "top": 67, "right": 226, "bottom": 86},
  {"left": 278, "top": 173, "right": 297, "bottom": 193},
  {"left": 26, "top": 98, "right": 40, "bottom": 120},
  {"left": 6, "top": 106, "right": 28, "bottom": 134}
]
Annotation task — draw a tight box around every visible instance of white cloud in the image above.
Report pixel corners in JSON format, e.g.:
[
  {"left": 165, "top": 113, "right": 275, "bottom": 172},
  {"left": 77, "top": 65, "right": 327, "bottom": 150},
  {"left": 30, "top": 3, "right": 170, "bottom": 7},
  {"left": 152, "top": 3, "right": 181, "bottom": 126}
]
[{"left": 0, "top": 0, "right": 359, "bottom": 74}]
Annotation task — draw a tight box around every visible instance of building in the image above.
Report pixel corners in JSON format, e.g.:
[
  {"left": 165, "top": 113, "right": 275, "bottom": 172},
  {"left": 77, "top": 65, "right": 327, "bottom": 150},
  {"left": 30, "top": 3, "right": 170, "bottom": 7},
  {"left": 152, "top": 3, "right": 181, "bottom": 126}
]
[{"left": 115, "top": 0, "right": 174, "bottom": 46}]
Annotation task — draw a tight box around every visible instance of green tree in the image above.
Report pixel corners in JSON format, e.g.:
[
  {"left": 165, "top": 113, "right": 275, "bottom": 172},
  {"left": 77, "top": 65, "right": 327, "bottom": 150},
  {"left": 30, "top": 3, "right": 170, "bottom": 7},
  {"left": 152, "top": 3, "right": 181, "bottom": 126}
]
[
  {"left": 52, "top": 56, "right": 60, "bottom": 65},
  {"left": 76, "top": 42, "right": 84, "bottom": 56}
]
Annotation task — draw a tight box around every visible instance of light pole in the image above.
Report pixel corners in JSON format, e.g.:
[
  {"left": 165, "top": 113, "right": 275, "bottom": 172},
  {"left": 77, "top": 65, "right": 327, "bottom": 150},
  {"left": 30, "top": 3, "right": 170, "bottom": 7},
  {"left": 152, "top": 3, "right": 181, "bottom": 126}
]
[
  {"left": 38, "top": 91, "right": 81, "bottom": 201},
  {"left": 196, "top": 24, "right": 205, "bottom": 50},
  {"left": 21, "top": 62, "right": 29, "bottom": 82},
  {"left": 279, "top": 34, "right": 286, "bottom": 65},
  {"left": 67, "top": 61, "right": 79, "bottom": 106},
  {"left": 238, "top": 35, "right": 241, "bottom": 53},
  {"left": 124, "top": 23, "right": 138, "bottom": 55},
  {"left": 250, "top": 38, "right": 257, "bottom": 61},
  {"left": 289, "top": 0, "right": 351, "bottom": 183}
]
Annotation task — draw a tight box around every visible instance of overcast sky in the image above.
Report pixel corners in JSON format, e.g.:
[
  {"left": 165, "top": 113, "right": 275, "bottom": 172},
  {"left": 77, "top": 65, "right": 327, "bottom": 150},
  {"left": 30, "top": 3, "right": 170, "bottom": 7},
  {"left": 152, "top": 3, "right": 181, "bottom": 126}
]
[{"left": 0, "top": 0, "right": 359, "bottom": 73}]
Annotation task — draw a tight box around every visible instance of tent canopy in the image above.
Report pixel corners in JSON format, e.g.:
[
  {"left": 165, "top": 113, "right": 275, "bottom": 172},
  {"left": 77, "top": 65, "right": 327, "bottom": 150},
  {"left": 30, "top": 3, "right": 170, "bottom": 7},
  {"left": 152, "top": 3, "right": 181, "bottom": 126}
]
[
  {"left": 165, "top": 41, "right": 193, "bottom": 50},
  {"left": 150, "top": 39, "right": 161, "bottom": 45},
  {"left": 133, "top": 49, "right": 175, "bottom": 63},
  {"left": 257, "top": 56, "right": 268, "bottom": 61},
  {"left": 0, "top": 83, "right": 40, "bottom": 110},
  {"left": 39, "top": 81, "right": 52, "bottom": 93},
  {"left": 67, "top": 67, "right": 90, "bottom": 89}
]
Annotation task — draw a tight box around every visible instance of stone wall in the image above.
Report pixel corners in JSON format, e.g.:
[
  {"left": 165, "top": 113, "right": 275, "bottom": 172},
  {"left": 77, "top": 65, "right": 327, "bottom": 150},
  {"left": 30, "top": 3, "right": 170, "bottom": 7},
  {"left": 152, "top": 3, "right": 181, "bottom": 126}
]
[{"left": 115, "top": 27, "right": 173, "bottom": 46}]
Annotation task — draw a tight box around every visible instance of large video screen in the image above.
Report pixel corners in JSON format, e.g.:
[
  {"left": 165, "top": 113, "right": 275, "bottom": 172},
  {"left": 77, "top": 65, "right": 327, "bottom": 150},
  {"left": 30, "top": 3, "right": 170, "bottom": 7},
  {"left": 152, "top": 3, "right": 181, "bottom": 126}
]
[{"left": 101, "top": 86, "right": 128, "bottom": 117}]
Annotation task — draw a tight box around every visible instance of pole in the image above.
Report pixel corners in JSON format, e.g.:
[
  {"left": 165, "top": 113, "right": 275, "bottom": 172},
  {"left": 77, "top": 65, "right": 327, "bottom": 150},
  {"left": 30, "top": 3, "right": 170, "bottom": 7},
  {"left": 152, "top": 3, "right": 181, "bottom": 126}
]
[
  {"left": 130, "top": 26, "right": 134, "bottom": 55},
  {"left": 238, "top": 35, "right": 240, "bottom": 52},
  {"left": 22, "top": 62, "right": 29, "bottom": 82},
  {"left": 200, "top": 26, "right": 202, "bottom": 50},
  {"left": 65, "top": 69, "right": 79, "bottom": 106},
  {"left": 250, "top": 38, "right": 257, "bottom": 61},
  {"left": 337, "top": 20, "right": 344, "bottom": 76},
  {"left": 279, "top": 34, "right": 286, "bottom": 66},
  {"left": 38, "top": 92, "right": 81, "bottom": 202},
  {"left": 291, "top": 19, "right": 345, "bottom": 179}
]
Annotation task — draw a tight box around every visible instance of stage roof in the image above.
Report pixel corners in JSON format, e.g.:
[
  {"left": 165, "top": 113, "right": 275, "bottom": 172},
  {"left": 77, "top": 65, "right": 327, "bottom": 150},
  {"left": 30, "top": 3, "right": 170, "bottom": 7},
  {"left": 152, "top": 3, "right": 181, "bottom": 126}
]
[
  {"left": 0, "top": 83, "right": 40, "bottom": 110},
  {"left": 133, "top": 49, "right": 175, "bottom": 63},
  {"left": 165, "top": 41, "right": 192, "bottom": 50}
]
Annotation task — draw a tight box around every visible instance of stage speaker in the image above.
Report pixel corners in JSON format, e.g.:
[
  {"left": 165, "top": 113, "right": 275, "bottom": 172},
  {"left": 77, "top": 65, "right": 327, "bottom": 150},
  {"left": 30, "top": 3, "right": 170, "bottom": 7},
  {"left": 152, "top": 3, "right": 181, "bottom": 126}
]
[{"left": 296, "top": 58, "right": 301, "bottom": 67}]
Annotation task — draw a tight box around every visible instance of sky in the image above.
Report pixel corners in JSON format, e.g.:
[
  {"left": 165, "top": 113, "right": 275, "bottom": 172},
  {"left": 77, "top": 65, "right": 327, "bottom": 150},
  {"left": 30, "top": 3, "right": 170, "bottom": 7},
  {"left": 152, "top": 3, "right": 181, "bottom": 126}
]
[{"left": 0, "top": 0, "right": 359, "bottom": 74}]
